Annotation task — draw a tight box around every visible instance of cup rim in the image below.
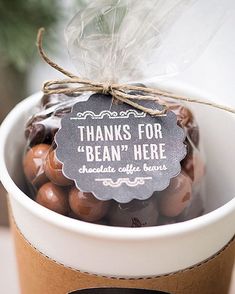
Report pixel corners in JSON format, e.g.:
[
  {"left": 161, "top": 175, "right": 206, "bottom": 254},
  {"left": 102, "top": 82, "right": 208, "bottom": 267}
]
[{"left": 0, "top": 92, "right": 235, "bottom": 241}]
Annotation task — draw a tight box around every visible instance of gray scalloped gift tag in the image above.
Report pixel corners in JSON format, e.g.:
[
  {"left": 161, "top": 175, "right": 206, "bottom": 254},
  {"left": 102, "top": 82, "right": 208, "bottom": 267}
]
[{"left": 55, "top": 94, "right": 186, "bottom": 203}]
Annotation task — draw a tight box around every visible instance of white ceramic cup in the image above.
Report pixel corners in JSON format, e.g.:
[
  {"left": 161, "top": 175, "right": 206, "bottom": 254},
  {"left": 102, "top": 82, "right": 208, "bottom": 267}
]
[{"left": 0, "top": 92, "right": 235, "bottom": 278}]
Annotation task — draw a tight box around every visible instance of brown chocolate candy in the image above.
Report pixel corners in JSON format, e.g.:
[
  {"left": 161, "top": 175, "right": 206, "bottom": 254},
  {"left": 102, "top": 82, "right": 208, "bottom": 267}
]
[
  {"left": 168, "top": 104, "right": 194, "bottom": 127},
  {"left": 54, "top": 106, "right": 72, "bottom": 118},
  {"left": 158, "top": 172, "right": 192, "bottom": 217},
  {"left": 25, "top": 115, "right": 48, "bottom": 146},
  {"left": 44, "top": 149, "right": 73, "bottom": 186},
  {"left": 182, "top": 153, "right": 205, "bottom": 184},
  {"left": 187, "top": 126, "right": 200, "bottom": 147},
  {"left": 42, "top": 91, "right": 79, "bottom": 109},
  {"left": 157, "top": 215, "right": 177, "bottom": 226},
  {"left": 42, "top": 93, "right": 67, "bottom": 109},
  {"left": 168, "top": 103, "right": 200, "bottom": 148},
  {"left": 68, "top": 211, "right": 109, "bottom": 225},
  {"left": 25, "top": 115, "right": 60, "bottom": 146},
  {"left": 36, "top": 182, "right": 69, "bottom": 215},
  {"left": 108, "top": 196, "right": 159, "bottom": 227},
  {"left": 23, "top": 144, "right": 50, "bottom": 187},
  {"left": 69, "top": 187, "right": 109, "bottom": 222},
  {"left": 177, "top": 193, "right": 204, "bottom": 221}
]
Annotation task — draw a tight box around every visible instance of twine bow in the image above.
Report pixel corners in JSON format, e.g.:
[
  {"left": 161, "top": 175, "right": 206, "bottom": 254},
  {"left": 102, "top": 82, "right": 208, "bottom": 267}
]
[{"left": 37, "top": 28, "right": 235, "bottom": 116}]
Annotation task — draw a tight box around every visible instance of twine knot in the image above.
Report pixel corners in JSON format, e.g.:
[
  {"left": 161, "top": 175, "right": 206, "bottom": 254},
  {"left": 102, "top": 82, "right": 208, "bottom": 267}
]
[{"left": 102, "top": 82, "right": 112, "bottom": 95}]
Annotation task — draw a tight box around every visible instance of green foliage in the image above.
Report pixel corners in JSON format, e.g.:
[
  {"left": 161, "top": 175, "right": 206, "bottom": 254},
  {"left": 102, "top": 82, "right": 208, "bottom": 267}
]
[{"left": 0, "top": 0, "right": 61, "bottom": 71}]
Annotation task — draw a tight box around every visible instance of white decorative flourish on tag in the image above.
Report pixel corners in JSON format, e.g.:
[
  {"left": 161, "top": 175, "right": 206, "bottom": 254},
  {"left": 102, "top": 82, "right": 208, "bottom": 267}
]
[
  {"left": 71, "top": 109, "right": 147, "bottom": 120},
  {"left": 95, "top": 177, "right": 152, "bottom": 187}
]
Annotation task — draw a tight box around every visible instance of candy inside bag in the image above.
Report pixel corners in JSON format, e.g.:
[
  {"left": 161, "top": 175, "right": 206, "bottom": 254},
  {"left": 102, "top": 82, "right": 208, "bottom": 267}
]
[
  {"left": 22, "top": 0, "right": 230, "bottom": 226},
  {"left": 23, "top": 91, "right": 205, "bottom": 227}
]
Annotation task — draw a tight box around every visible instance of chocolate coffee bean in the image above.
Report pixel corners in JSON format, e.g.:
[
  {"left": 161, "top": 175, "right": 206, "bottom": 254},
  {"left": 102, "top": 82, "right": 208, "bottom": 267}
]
[
  {"left": 44, "top": 149, "right": 73, "bottom": 186},
  {"left": 23, "top": 144, "right": 50, "bottom": 187},
  {"left": 157, "top": 215, "right": 177, "bottom": 226},
  {"left": 69, "top": 210, "right": 109, "bottom": 225},
  {"left": 158, "top": 172, "right": 192, "bottom": 217},
  {"left": 193, "top": 153, "right": 205, "bottom": 184},
  {"left": 183, "top": 138, "right": 193, "bottom": 158},
  {"left": 25, "top": 115, "right": 60, "bottom": 146},
  {"left": 182, "top": 153, "right": 205, "bottom": 184},
  {"left": 69, "top": 187, "right": 110, "bottom": 222},
  {"left": 187, "top": 126, "right": 200, "bottom": 147},
  {"left": 36, "top": 182, "right": 69, "bottom": 215},
  {"left": 168, "top": 104, "right": 194, "bottom": 127},
  {"left": 25, "top": 115, "right": 48, "bottom": 146},
  {"left": 42, "top": 89, "right": 80, "bottom": 109},
  {"left": 182, "top": 154, "right": 194, "bottom": 181},
  {"left": 177, "top": 193, "right": 204, "bottom": 221},
  {"left": 54, "top": 106, "right": 72, "bottom": 118},
  {"left": 168, "top": 104, "right": 200, "bottom": 148},
  {"left": 42, "top": 93, "right": 69, "bottom": 109},
  {"left": 179, "top": 106, "right": 194, "bottom": 127},
  {"left": 108, "top": 196, "right": 159, "bottom": 227}
]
